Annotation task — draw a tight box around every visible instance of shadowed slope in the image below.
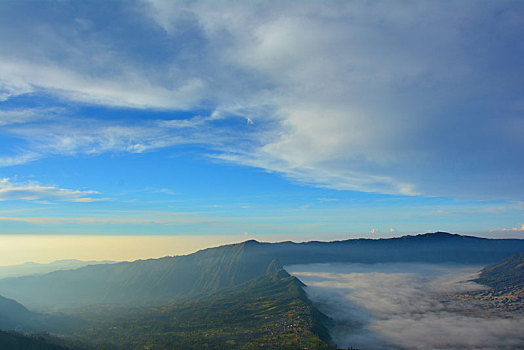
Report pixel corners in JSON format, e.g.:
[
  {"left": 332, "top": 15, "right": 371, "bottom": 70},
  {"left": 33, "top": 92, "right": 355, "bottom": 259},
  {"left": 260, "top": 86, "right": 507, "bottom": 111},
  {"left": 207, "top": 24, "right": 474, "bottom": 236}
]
[
  {"left": 0, "top": 295, "right": 34, "bottom": 330},
  {"left": 475, "top": 253, "right": 524, "bottom": 290}
]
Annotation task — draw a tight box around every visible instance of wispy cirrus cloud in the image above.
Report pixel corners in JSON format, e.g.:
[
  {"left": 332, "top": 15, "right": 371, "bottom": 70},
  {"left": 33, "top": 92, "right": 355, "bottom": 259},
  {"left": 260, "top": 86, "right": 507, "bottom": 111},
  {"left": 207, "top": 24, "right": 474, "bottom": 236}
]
[
  {"left": 0, "top": 1, "right": 522, "bottom": 199},
  {"left": 0, "top": 153, "right": 41, "bottom": 167},
  {"left": 0, "top": 59, "right": 206, "bottom": 110},
  {"left": 0, "top": 178, "right": 103, "bottom": 203},
  {"left": 0, "top": 107, "right": 62, "bottom": 126},
  {"left": 0, "top": 107, "right": 259, "bottom": 165}
]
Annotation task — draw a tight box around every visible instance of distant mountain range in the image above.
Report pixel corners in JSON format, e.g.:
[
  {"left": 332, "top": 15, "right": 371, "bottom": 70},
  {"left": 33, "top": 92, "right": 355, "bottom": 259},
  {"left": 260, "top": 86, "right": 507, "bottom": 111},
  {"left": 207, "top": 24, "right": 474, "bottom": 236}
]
[
  {"left": 0, "top": 259, "right": 115, "bottom": 279},
  {"left": 0, "top": 232, "right": 522, "bottom": 311}
]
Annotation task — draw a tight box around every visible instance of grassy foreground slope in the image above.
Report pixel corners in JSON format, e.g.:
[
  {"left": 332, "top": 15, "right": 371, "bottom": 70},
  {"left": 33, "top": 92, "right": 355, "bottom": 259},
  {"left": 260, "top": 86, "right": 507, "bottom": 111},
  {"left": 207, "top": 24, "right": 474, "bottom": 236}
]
[{"left": 70, "top": 267, "right": 335, "bottom": 349}]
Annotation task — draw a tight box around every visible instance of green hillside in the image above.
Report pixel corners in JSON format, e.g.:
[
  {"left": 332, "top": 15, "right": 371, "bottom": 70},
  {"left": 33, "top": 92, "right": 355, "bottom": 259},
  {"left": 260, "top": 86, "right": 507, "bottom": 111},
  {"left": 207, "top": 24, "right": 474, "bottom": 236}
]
[{"left": 69, "top": 268, "right": 335, "bottom": 349}]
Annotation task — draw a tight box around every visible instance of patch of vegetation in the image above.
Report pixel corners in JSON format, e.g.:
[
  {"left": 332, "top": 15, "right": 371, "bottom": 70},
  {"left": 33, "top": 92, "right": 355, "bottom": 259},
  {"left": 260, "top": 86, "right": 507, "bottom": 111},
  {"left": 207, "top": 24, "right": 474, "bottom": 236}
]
[
  {"left": 70, "top": 270, "right": 336, "bottom": 349},
  {"left": 475, "top": 253, "right": 524, "bottom": 290},
  {"left": 0, "top": 330, "right": 70, "bottom": 350}
]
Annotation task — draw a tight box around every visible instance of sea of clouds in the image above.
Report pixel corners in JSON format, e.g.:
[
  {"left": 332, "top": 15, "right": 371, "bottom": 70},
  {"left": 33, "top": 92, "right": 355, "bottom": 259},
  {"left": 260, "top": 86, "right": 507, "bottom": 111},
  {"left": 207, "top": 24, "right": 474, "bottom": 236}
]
[{"left": 286, "top": 263, "right": 524, "bottom": 350}]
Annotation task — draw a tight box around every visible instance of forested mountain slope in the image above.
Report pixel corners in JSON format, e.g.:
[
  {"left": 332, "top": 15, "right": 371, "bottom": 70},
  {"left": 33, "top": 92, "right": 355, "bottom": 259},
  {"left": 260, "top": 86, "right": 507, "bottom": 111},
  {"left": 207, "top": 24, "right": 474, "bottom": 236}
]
[
  {"left": 0, "top": 232, "right": 522, "bottom": 311},
  {"left": 0, "top": 241, "right": 277, "bottom": 310},
  {"left": 70, "top": 268, "right": 335, "bottom": 349}
]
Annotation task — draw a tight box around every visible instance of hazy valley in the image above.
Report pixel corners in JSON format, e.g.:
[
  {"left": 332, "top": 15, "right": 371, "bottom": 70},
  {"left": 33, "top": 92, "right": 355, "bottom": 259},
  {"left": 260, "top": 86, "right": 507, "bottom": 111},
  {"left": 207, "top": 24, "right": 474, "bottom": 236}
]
[
  {"left": 0, "top": 233, "right": 522, "bottom": 349},
  {"left": 2, "top": 1, "right": 523, "bottom": 348},
  {"left": 288, "top": 262, "right": 523, "bottom": 349}
]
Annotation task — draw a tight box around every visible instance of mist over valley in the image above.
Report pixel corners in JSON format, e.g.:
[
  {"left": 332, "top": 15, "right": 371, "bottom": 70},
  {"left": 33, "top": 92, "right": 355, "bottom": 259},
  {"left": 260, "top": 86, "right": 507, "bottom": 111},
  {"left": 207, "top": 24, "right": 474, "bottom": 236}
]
[
  {"left": 0, "top": 233, "right": 522, "bottom": 349},
  {"left": 288, "top": 262, "right": 524, "bottom": 349}
]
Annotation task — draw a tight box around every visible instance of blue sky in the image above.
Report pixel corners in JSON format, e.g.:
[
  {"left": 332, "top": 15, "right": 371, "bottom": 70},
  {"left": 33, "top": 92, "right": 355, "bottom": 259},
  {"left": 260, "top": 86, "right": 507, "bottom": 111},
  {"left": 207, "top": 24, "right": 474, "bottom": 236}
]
[{"left": 0, "top": 0, "right": 523, "bottom": 239}]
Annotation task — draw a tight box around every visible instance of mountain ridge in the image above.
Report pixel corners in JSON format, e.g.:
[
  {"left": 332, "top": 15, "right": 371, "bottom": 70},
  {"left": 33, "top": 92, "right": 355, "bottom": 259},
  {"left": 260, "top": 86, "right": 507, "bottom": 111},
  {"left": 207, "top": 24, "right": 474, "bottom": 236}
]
[{"left": 0, "top": 232, "right": 522, "bottom": 311}]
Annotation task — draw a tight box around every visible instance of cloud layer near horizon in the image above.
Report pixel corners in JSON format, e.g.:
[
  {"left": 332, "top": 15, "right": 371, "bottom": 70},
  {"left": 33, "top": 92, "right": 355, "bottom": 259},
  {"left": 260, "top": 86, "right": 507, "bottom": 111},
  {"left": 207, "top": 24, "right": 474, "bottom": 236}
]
[
  {"left": 287, "top": 263, "right": 524, "bottom": 349},
  {"left": 1, "top": 1, "right": 523, "bottom": 199}
]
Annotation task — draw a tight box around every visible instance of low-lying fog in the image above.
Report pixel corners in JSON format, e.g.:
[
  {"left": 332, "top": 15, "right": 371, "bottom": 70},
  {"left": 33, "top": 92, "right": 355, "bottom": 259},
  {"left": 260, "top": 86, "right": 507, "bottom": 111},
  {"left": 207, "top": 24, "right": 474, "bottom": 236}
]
[{"left": 286, "top": 263, "right": 524, "bottom": 350}]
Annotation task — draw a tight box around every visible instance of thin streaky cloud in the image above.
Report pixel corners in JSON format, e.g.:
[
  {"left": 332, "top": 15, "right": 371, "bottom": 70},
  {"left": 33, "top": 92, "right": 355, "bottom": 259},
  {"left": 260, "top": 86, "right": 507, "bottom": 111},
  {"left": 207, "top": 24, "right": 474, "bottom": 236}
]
[
  {"left": 0, "top": 178, "right": 101, "bottom": 203},
  {"left": 0, "top": 0, "right": 522, "bottom": 199}
]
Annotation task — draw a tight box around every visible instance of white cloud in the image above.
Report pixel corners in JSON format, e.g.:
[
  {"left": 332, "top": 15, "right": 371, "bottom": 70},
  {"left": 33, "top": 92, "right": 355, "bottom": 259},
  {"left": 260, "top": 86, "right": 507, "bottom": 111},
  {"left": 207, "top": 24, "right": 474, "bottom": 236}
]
[
  {"left": 0, "top": 1, "right": 522, "bottom": 199},
  {"left": 0, "top": 107, "right": 62, "bottom": 126},
  {"left": 0, "top": 58, "right": 206, "bottom": 110},
  {"left": 0, "top": 178, "right": 101, "bottom": 203},
  {"left": 287, "top": 263, "right": 523, "bottom": 350},
  {"left": 492, "top": 224, "right": 524, "bottom": 232},
  {"left": 0, "top": 153, "right": 41, "bottom": 167},
  {"left": 0, "top": 112, "right": 230, "bottom": 163}
]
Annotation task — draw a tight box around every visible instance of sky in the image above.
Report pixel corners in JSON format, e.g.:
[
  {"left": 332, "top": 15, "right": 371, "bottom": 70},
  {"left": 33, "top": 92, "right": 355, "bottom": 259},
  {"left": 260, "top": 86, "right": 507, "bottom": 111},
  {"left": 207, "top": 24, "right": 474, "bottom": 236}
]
[{"left": 1, "top": 0, "right": 523, "bottom": 257}]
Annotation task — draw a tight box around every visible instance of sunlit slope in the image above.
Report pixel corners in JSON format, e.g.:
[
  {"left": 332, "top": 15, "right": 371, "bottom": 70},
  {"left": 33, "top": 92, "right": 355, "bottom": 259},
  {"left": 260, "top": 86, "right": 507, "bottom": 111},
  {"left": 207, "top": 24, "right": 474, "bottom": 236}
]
[{"left": 0, "top": 232, "right": 522, "bottom": 311}]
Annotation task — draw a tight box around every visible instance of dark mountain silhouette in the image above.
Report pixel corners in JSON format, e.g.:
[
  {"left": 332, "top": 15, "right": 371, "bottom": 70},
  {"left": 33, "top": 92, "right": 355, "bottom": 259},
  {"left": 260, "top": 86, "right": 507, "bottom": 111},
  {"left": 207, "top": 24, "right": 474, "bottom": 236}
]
[
  {"left": 0, "top": 232, "right": 522, "bottom": 311},
  {"left": 257, "top": 232, "right": 524, "bottom": 265}
]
